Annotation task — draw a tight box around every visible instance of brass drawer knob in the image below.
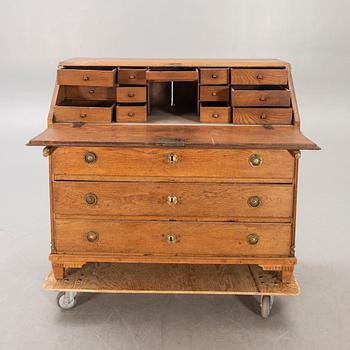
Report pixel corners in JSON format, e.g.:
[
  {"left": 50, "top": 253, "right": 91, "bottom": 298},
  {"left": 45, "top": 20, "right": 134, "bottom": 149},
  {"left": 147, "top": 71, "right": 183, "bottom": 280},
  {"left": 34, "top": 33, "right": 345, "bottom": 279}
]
[
  {"left": 211, "top": 74, "right": 218, "bottom": 79},
  {"left": 167, "top": 153, "right": 178, "bottom": 164},
  {"left": 80, "top": 113, "right": 87, "bottom": 118},
  {"left": 248, "top": 195, "right": 261, "bottom": 207},
  {"left": 127, "top": 92, "right": 135, "bottom": 98},
  {"left": 84, "top": 152, "right": 97, "bottom": 164},
  {"left": 85, "top": 193, "right": 97, "bottom": 205},
  {"left": 256, "top": 74, "right": 264, "bottom": 80},
  {"left": 82, "top": 75, "right": 90, "bottom": 81},
  {"left": 128, "top": 112, "right": 135, "bottom": 117},
  {"left": 212, "top": 113, "right": 219, "bottom": 118},
  {"left": 166, "top": 233, "right": 177, "bottom": 244},
  {"left": 129, "top": 74, "right": 135, "bottom": 79},
  {"left": 86, "top": 231, "right": 98, "bottom": 243},
  {"left": 212, "top": 92, "right": 217, "bottom": 96},
  {"left": 249, "top": 154, "right": 262, "bottom": 167},
  {"left": 167, "top": 195, "right": 178, "bottom": 205},
  {"left": 88, "top": 89, "right": 95, "bottom": 94},
  {"left": 247, "top": 233, "right": 259, "bottom": 245}
]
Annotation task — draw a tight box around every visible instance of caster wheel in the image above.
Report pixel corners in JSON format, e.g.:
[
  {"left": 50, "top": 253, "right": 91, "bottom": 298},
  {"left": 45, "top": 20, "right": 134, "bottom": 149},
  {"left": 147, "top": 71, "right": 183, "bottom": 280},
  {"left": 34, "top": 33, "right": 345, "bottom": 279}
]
[
  {"left": 56, "top": 291, "right": 77, "bottom": 310},
  {"left": 260, "top": 295, "right": 274, "bottom": 318}
]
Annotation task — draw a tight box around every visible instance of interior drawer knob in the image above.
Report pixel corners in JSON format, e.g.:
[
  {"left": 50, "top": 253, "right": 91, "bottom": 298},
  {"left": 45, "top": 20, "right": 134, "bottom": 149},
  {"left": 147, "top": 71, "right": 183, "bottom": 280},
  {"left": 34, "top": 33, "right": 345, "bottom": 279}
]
[
  {"left": 259, "top": 96, "right": 267, "bottom": 102},
  {"left": 85, "top": 193, "right": 98, "bottom": 205},
  {"left": 256, "top": 74, "right": 264, "bottom": 80},
  {"left": 80, "top": 113, "right": 87, "bottom": 118},
  {"left": 86, "top": 231, "right": 99, "bottom": 243},
  {"left": 248, "top": 195, "right": 261, "bottom": 208},
  {"left": 211, "top": 92, "right": 217, "bottom": 96},
  {"left": 247, "top": 233, "right": 260, "bottom": 245},
  {"left": 129, "top": 74, "right": 135, "bottom": 79},
  {"left": 88, "top": 89, "right": 95, "bottom": 94},
  {"left": 212, "top": 113, "right": 219, "bottom": 118},
  {"left": 127, "top": 92, "right": 135, "bottom": 98},
  {"left": 167, "top": 153, "right": 178, "bottom": 164},
  {"left": 82, "top": 75, "right": 90, "bottom": 81},
  {"left": 260, "top": 112, "right": 267, "bottom": 119},
  {"left": 166, "top": 233, "right": 177, "bottom": 244},
  {"left": 211, "top": 74, "right": 218, "bottom": 79},
  {"left": 249, "top": 154, "right": 263, "bottom": 167},
  {"left": 167, "top": 195, "right": 178, "bottom": 205},
  {"left": 84, "top": 152, "right": 97, "bottom": 164},
  {"left": 128, "top": 112, "right": 135, "bottom": 117}
]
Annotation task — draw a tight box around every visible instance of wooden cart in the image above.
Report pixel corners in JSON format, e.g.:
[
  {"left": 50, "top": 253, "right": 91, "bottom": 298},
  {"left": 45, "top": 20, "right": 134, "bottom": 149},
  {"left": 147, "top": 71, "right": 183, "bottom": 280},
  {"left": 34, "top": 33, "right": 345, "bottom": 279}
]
[{"left": 45, "top": 263, "right": 299, "bottom": 318}]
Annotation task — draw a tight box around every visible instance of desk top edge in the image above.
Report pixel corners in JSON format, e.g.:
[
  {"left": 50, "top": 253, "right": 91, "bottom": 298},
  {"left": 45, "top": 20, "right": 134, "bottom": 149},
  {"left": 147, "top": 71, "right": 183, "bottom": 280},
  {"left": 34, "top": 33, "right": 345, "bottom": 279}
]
[{"left": 59, "top": 58, "right": 290, "bottom": 68}]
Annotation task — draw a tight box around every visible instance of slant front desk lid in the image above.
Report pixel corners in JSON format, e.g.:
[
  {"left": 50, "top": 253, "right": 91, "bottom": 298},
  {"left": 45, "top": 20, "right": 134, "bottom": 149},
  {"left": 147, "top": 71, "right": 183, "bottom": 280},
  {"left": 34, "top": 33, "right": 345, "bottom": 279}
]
[{"left": 28, "top": 124, "right": 319, "bottom": 150}]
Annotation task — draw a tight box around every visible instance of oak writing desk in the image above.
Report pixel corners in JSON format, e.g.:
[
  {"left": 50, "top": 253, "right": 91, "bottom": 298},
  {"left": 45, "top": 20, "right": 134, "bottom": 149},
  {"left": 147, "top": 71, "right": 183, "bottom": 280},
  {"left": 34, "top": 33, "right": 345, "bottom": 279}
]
[{"left": 28, "top": 58, "right": 319, "bottom": 317}]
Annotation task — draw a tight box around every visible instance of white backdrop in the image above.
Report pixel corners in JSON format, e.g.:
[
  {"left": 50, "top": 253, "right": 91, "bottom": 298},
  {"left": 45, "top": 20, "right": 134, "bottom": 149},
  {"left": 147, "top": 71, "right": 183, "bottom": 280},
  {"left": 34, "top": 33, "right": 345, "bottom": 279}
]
[{"left": 0, "top": 1, "right": 349, "bottom": 349}]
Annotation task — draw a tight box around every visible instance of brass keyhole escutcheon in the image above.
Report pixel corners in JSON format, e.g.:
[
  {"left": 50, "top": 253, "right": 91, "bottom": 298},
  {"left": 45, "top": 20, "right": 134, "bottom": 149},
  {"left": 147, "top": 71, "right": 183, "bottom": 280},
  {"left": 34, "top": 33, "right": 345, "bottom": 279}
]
[
  {"left": 166, "top": 233, "right": 177, "bottom": 244},
  {"left": 248, "top": 195, "right": 261, "bottom": 208},
  {"left": 86, "top": 231, "right": 98, "bottom": 243},
  {"left": 247, "top": 233, "right": 259, "bottom": 245},
  {"left": 249, "top": 154, "right": 262, "bottom": 167},
  {"left": 167, "top": 153, "right": 178, "bottom": 164},
  {"left": 84, "top": 152, "right": 97, "bottom": 164},
  {"left": 167, "top": 195, "right": 178, "bottom": 205},
  {"left": 85, "top": 193, "right": 98, "bottom": 205}
]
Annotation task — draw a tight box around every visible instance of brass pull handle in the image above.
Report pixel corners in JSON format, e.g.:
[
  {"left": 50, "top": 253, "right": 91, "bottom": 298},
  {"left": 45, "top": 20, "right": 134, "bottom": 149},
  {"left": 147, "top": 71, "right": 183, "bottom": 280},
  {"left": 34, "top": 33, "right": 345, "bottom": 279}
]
[
  {"left": 80, "top": 113, "right": 87, "bottom": 118},
  {"left": 86, "top": 231, "right": 98, "bottom": 243},
  {"left": 166, "top": 233, "right": 177, "bottom": 244},
  {"left": 248, "top": 196, "right": 261, "bottom": 208},
  {"left": 249, "top": 154, "right": 262, "bottom": 167},
  {"left": 127, "top": 92, "right": 135, "bottom": 98},
  {"left": 167, "top": 153, "right": 178, "bottom": 164},
  {"left": 259, "top": 96, "right": 266, "bottom": 102},
  {"left": 83, "top": 75, "right": 90, "bottom": 81},
  {"left": 212, "top": 92, "right": 217, "bottom": 96},
  {"left": 128, "top": 112, "right": 135, "bottom": 117},
  {"left": 84, "top": 152, "right": 97, "bottom": 164},
  {"left": 256, "top": 74, "right": 264, "bottom": 80},
  {"left": 167, "top": 195, "right": 178, "bottom": 205},
  {"left": 85, "top": 193, "right": 97, "bottom": 205},
  {"left": 247, "top": 233, "right": 259, "bottom": 245},
  {"left": 129, "top": 74, "right": 135, "bottom": 79},
  {"left": 211, "top": 74, "right": 218, "bottom": 79},
  {"left": 212, "top": 113, "right": 219, "bottom": 118},
  {"left": 88, "top": 89, "right": 95, "bottom": 94}
]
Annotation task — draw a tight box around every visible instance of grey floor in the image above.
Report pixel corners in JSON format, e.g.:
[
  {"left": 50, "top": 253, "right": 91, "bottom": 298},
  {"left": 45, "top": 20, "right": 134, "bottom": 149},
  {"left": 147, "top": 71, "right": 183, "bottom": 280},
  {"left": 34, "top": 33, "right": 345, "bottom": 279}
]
[{"left": 0, "top": 80, "right": 349, "bottom": 350}]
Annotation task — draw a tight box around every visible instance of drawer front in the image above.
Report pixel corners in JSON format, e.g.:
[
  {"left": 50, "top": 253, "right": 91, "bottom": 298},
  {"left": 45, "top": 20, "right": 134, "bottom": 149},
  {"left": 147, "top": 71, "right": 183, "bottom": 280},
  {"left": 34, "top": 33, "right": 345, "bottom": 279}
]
[
  {"left": 200, "top": 69, "right": 229, "bottom": 85},
  {"left": 53, "top": 182, "right": 293, "bottom": 218},
  {"left": 232, "top": 90, "right": 290, "bottom": 107},
  {"left": 64, "top": 86, "right": 116, "bottom": 100},
  {"left": 200, "top": 86, "right": 229, "bottom": 102},
  {"left": 53, "top": 105, "right": 114, "bottom": 123},
  {"left": 116, "top": 87, "right": 147, "bottom": 103},
  {"left": 52, "top": 148, "right": 295, "bottom": 180},
  {"left": 231, "top": 69, "right": 288, "bottom": 85},
  {"left": 57, "top": 69, "right": 116, "bottom": 87},
  {"left": 200, "top": 105, "right": 231, "bottom": 123},
  {"left": 116, "top": 105, "right": 147, "bottom": 122},
  {"left": 118, "top": 68, "right": 147, "bottom": 85},
  {"left": 55, "top": 219, "right": 292, "bottom": 257},
  {"left": 233, "top": 108, "right": 293, "bottom": 125}
]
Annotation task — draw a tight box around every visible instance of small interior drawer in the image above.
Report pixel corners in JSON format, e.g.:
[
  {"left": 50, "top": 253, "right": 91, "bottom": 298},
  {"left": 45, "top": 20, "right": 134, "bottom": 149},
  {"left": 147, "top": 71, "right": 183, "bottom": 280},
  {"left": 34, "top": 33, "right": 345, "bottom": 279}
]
[
  {"left": 231, "top": 89, "right": 291, "bottom": 107},
  {"left": 233, "top": 108, "right": 293, "bottom": 125},
  {"left": 200, "top": 68, "right": 229, "bottom": 85},
  {"left": 200, "top": 102, "right": 231, "bottom": 123},
  {"left": 116, "top": 86, "right": 147, "bottom": 103},
  {"left": 54, "top": 100, "right": 115, "bottom": 123},
  {"left": 146, "top": 69, "right": 198, "bottom": 81},
  {"left": 231, "top": 69, "right": 288, "bottom": 85},
  {"left": 118, "top": 68, "right": 147, "bottom": 85},
  {"left": 116, "top": 104, "right": 147, "bottom": 122},
  {"left": 64, "top": 86, "right": 116, "bottom": 101},
  {"left": 200, "top": 86, "right": 229, "bottom": 102},
  {"left": 57, "top": 68, "right": 116, "bottom": 87}
]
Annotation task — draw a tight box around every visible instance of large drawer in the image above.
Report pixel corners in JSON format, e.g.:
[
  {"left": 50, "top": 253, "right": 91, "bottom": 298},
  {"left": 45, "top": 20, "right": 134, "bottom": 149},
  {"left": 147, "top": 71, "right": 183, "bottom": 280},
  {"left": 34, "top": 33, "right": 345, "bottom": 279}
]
[
  {"left": 53, "top": 182, "right": 294, "bottom": 219},
  {"left": 55, "top": 219, "right": 292, "bottom": 257},
  {"left": 52, "top": 148, "right": 295, "bottom": 181}
]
